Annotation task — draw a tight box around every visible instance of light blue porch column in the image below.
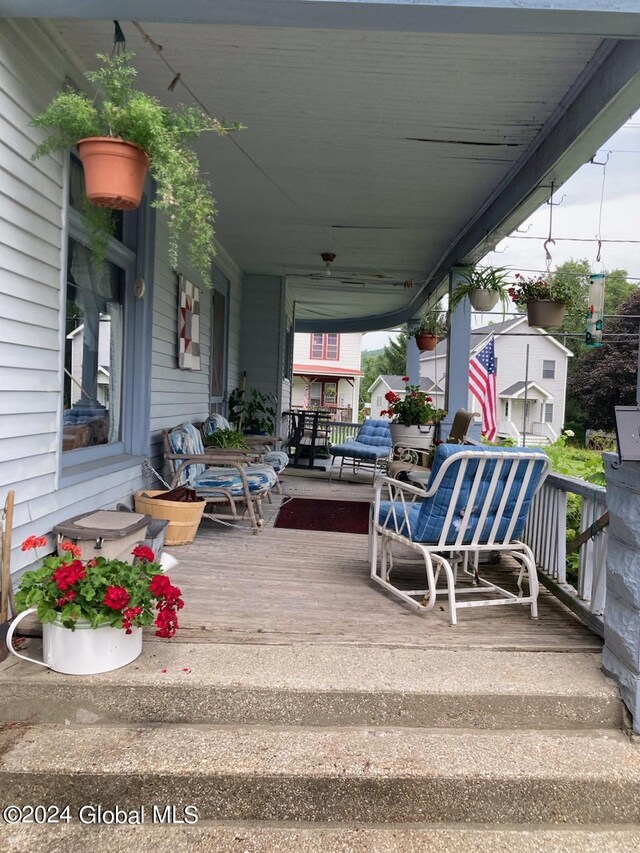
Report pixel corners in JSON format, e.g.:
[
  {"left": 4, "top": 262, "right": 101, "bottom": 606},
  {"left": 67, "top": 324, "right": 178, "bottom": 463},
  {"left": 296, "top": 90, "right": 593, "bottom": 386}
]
[
  {"left": 602, "top": 453, "right": 640, "bottom": 733},
  {"left": 440, "top": 268, "right": 477, "bottom": 438},
  {"left": 406, "top": 319, "right": 421, "bottom": 386}
]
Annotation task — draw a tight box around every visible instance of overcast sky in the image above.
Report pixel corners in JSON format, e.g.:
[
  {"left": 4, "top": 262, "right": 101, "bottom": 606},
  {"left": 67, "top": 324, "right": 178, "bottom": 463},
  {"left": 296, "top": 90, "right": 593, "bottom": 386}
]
[{"left": 362, "top": 109, "right": 640, "bottom": 351}]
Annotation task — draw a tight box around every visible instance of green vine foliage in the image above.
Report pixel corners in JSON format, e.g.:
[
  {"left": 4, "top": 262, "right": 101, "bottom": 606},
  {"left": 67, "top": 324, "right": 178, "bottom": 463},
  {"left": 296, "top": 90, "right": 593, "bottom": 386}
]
[{"left": 32, "top": 52, "right": 242, "bottom": 285}]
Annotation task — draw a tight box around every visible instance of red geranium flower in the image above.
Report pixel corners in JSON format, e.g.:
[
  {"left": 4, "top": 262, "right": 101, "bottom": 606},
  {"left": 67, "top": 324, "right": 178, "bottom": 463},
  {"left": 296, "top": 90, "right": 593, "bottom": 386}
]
[
  {"left": 59, "top": 541, "right": 82, "bottom": 558},
  {"left": 402, "top": 376, "right": 410, "bottom": 382},
  {"left": 103, "top": 585, "right": 131, "bottom": 611},
  {"left": 55, "top": 589, "right": 77, "bottom": 607},
  {"left": 21, "top": 535, "right": 48, "bottom": 551},
  {"left": 121, "top": 605, "right": 143, "bottom": 634},
  {"left": 132, "top": 545, "right": 155, "bottom": 563},
  {"left": 52, "top": 560, "right": 86, "bottom": 591},
  {"left": 150, "top": 574, "right": 172, "bottom": 597}
]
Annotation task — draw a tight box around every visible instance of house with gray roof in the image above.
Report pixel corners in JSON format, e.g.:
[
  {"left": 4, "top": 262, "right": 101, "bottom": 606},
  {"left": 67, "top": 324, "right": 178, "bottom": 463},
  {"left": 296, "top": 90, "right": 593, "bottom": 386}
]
[
  {"left": 420, "top": 317, "right": 573, "bottom": 444},
  {"left": 368, "top": 374, "right": 444, "bottom": 419}
]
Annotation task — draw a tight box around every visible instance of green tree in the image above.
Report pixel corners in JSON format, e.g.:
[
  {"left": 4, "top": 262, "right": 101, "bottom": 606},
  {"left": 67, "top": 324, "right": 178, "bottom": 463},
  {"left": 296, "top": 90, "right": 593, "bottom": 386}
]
[
  {"left": 568, "top": 288, "right": 640, "bottom": 431},
  {"left": 379, "top": 330, "right": 408, "bottom": 376}
]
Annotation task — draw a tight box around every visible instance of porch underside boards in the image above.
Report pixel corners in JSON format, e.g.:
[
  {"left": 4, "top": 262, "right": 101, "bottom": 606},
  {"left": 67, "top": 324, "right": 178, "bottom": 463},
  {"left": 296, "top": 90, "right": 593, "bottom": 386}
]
[{"left": 165, "top": 474, "right": 600, "bottom": 651}]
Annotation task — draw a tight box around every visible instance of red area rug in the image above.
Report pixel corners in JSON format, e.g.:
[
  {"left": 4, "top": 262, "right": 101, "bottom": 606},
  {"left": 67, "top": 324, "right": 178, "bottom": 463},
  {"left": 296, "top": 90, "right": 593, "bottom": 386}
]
[{"left": 274, "top": 498, "right": 370, "bottom": 535}]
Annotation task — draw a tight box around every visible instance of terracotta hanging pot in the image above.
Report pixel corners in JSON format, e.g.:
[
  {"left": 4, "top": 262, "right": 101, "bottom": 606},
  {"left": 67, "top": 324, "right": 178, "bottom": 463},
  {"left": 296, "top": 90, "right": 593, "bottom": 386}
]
[
  {"left": 526, "top": 299, "right": 565, "bottom": 328},
  {"left": 415, "top": 333, "right": 438, "bottom": 352},
  {"left": 77, "top": 137, "right": 150, "bottom": 210},
  {"left": 469, "top": 289, "right": 499, "bottom": 312}
]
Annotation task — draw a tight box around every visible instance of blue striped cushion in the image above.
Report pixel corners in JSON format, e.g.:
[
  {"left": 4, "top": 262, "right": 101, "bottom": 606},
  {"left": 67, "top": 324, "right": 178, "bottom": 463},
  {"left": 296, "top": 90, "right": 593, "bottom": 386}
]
[
  {"left": 411, "top": 445, "right": 547, "bottom": 544},
  {"left": 264, "top": 450, "right": 289, "bottom": 473},
  {"left": 193, "top": 463, "right": 278, "bottom": 497},
  {"left": 168, "top": 422, "right": 206, "bottom": 483}
]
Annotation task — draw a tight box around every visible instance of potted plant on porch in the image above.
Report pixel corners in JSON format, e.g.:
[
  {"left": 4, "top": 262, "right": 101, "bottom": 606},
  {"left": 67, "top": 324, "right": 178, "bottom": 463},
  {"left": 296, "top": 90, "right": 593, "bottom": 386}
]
[
  {"left": 508, "top": 273, "right": 574, "bottom": 328},
  {"left": 409, "top": 310, "right": 447, "bottom": 352},
  {"left": 381, "top": 377, "right": 446, "bottom": 449},
  {"left": 449, "top": 265, "right": 510, "bottom": 313},
  {"left": 6, "top": 537, "right": 184, "bottom": 675},
  {"left": 31, "top": 52, "right": 241, "bottom": 283}
]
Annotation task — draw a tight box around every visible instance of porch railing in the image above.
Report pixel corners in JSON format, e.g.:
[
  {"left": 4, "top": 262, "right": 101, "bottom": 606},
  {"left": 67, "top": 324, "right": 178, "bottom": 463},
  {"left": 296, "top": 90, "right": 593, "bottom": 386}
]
[
  {"left": 524, "top": 472, "right": 607, "bottom": 637},
  {"left": 327, "top": 421, "right": 361, "bottom": 444}
]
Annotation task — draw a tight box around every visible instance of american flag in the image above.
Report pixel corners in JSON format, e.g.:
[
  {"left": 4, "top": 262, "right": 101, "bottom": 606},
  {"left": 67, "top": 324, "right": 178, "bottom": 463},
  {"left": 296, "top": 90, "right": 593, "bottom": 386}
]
[{"left": 468, "top": 336, "right": 497, "bottom": 441}]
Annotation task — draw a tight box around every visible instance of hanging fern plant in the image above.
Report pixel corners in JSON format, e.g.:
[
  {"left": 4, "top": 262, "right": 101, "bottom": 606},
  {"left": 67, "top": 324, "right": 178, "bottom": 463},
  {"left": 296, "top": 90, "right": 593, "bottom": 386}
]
[{"left": 32, "top": 52, "right": 242, "bottom": 285}]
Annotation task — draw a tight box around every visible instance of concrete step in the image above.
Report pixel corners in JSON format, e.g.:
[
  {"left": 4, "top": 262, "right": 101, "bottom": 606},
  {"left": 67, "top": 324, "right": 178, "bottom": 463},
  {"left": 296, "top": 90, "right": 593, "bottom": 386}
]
[
  {"left": 0, "top": 643, "right": 622, "bottom": 730},
  {"left": 3, "top": 823, "right": 640, "bottom": 852},
  {"left": 2, "top": 724, "right": 639, "bottom": 824}
]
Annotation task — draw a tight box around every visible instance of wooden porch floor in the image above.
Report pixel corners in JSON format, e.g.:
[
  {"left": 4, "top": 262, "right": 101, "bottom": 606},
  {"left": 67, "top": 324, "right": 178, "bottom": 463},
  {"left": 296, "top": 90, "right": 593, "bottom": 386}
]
[{"left": 166, "top": 469, "right": 601, "bottom": 652}]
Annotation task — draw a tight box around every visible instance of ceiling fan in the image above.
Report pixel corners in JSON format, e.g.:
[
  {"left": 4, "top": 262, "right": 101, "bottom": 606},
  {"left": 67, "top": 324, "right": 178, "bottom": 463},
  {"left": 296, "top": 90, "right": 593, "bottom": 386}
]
[{"left": 290, "top": 253, "right": 402, "bottom": 286}]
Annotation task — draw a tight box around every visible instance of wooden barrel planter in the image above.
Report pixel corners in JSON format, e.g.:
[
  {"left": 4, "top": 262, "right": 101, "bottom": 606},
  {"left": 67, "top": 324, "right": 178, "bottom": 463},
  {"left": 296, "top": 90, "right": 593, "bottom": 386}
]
[{"left": 134, "top": 490, "right": 206, "bottom": 546}]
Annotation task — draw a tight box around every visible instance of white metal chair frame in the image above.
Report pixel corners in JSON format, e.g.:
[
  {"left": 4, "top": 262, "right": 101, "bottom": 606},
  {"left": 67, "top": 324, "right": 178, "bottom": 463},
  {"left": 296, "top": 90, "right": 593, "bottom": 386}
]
[{"left": 370, "top": 449, "right": 550, "bottom": 625}]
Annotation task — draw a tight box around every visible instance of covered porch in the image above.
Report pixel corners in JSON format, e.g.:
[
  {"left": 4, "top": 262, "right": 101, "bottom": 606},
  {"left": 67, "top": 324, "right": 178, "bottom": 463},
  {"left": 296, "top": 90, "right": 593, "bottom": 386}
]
[{"left": 3, "top": 3, "right": 640, "bottom": 841}]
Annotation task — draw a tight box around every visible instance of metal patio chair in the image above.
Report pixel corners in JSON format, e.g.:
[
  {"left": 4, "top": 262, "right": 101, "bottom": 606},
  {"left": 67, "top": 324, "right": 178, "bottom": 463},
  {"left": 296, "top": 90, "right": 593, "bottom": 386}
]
[
  {"left": 163, "top": 422, "right": 279, "bottom": 534},
  {"left": 370, "top": 444, "right": 550, "bottom": 624},
  {"left": 328, "top": 419, "right": 392, "bottom": 483}
]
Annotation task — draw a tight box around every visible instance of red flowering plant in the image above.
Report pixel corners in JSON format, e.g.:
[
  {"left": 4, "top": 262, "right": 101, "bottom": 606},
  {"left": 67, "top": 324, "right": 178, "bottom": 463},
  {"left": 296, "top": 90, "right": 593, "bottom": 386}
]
[
  {"left": 507, "top": 273, "right": 575, "bottom": 308},
  {"left": 15, "top": 540, "right": 183, "bottom": 638},
  {"left": 380, "top": 377, "right": 446, "bottom": 427}
]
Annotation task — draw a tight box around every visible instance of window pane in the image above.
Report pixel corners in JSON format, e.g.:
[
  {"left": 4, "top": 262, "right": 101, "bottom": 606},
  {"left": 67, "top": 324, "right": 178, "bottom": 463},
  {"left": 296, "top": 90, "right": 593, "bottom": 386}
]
[
  {"left": 542, "top": 360, "right": 555, "bottom": 379},
  {"left": 310, "top": 381, "right": 322, "bottom": 405},
  {"left": 211, "top": 288, "right": 227, "bottom": 399},
  {"left": 63, "top": 239, "right": 125, "bottom": 451},
  {"left": 325, "top": 333, "right": 339, "bottom": 359},
  {"left": 544, "top": 403, "right": 554, "bottom": 423},
  {"left": 310, "top": 334, "right": 324, "bottom": 359}
]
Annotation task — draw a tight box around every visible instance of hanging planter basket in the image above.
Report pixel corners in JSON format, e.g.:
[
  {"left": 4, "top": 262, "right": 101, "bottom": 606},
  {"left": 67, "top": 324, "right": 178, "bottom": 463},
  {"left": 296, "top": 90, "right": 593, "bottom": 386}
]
[
  {"left": 415, "top": 333, "right": 438, "bottom": 352},
  {"left": 77, "top": 136, "right": 150, "bottom": 210},
  {"left": 469, "top": 289, "right": 500, "bottom": 312},
  {"left": 526, "top": 299, "right": 566, "bottom": 329}
]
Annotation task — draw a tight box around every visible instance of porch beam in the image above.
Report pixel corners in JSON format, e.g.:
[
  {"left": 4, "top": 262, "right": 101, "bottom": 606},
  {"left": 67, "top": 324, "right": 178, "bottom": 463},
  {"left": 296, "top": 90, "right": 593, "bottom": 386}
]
[
  {"left": 441, "top": 268, "right": 473, "bottom": 437},
  {"left": 4, "top": 1, "right": 640, "bottom": 38},
  {"left": 406, "top": 320, "right": 421, "bottom": 388},
  {"left": 298, "top": 35, "right": 640, "bottom": 334}
]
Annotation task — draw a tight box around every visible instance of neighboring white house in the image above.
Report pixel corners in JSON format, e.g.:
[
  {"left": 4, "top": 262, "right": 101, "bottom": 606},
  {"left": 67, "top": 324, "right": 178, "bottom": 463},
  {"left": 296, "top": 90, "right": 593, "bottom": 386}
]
[
  {"left": 420, "top": 318, "right": 573, "bottom": 445},
  {"left": 292, "top": 333, "right": 363, "bottom": 422},
  {"left": 368, "top": 374, "right": 444, "bottom": 419}
]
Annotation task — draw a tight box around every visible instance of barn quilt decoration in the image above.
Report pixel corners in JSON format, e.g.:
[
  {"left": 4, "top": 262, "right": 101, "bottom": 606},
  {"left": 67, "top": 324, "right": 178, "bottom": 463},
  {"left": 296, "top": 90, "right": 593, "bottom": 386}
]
[{"left": 178, "top": 275, "right": 201, "bottom": 370}]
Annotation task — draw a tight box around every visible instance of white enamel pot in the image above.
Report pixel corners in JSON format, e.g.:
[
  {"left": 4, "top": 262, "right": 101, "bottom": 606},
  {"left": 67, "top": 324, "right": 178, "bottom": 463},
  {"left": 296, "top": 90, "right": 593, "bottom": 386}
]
[{"left": 6, "top": 608, "right": 142, "bottom": 675}]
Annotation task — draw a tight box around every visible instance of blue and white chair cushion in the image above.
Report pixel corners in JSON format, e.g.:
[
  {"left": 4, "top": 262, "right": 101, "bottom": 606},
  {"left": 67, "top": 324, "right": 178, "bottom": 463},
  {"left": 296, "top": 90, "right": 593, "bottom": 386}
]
[
  {"left": 168, "top": 422, "right": 278, "bottom": 496},
  {"left": 379, "top": 444, "right": 548, "bottom": 545},
  {"left": 330, "top": 419, "right": 392, "bottom": 461},
  {"left": 193, "top": 462, "right": 278, "bottom": 496}
]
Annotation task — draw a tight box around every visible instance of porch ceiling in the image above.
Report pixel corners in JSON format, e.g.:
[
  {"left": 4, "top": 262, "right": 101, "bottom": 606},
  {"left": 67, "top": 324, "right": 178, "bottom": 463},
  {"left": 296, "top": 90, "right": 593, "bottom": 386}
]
[{"left": 45, "top": 10, "right": 640, "bottom": 330}]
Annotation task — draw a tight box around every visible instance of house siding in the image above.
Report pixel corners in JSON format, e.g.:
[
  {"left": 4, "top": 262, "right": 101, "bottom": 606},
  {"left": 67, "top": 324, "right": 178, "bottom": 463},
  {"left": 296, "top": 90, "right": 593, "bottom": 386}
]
[
  {"left": 240, "top": 275, "right": 287, "bottom": 430},
  {"left": 0, "top": 20, "right": 146, "bottom": 575},
  {"left": 420, "top": 322, "right": 571, "bottom": 439},
  {"left": 0, "top": 20, "right": 245, "bottom": 573}
]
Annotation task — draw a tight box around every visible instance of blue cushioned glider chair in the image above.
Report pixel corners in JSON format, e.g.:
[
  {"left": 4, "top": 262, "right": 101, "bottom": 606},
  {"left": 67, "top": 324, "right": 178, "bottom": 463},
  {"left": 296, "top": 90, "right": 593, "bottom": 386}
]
[
  {"left": 329, "top": 419, "right": 392, "bottom": 483},
  {"left": 370, "top": 444, "right": 550, "bottom": 624},
  {"left": 163, "top": 422, "right": 279, "bottom": 534}
]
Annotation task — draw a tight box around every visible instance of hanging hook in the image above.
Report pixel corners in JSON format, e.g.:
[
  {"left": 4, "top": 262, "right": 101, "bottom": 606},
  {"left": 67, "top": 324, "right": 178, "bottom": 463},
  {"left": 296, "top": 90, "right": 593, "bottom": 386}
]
[
  {"left": 544, "top": 238, "right": 555, "bottom": 272},
  {"left": 590, "top": 151, "right": 611, "bottom": 167},
  {"left": 514, "top": 222, "right": 532, "bottom": 234},
  {"left": 112, "top": 20, "right": 126, "bottom": 55},
  {"left": 493, "top": 242, "right": 508, "bottom": 254},
  {"left": 546, "top": 193, "right": 566, "bottom": 207},
  {"left": 596, "top": 239, "right": 603, "bottom": 264}
]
